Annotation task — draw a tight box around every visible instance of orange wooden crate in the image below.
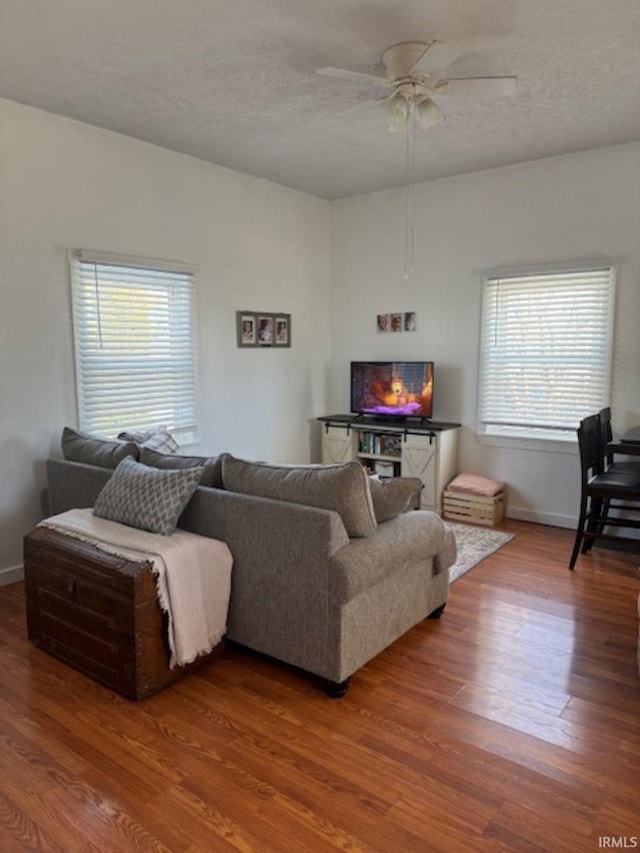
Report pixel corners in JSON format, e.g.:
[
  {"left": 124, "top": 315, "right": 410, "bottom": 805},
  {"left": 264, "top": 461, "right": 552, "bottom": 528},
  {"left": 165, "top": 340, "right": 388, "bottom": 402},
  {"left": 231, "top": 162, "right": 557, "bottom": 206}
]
[{"left": 442, "top": 490, "right": 505, "bottom": 526}]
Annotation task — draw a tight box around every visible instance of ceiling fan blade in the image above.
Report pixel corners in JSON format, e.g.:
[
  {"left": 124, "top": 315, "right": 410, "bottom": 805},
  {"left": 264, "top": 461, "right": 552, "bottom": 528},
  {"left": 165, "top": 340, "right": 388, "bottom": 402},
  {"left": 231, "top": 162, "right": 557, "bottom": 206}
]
[
  {"left": 323, "top": 95, "right": 390, "bottom": 121},
  {"left": 316, "top": 67, "right": 391, "bottom": 87},
  {"left": 441, "top": 76, "right": 518, "bottom": 96},
  {"left": 410, "top": 40, "right": 463, "bottom": 75}
]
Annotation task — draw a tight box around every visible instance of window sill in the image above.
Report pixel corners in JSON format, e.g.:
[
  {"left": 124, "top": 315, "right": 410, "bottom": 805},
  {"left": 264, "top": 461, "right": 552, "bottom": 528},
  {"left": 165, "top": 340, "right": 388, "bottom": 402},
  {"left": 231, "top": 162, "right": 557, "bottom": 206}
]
[{"left": 476, "top": 432, "right": 578, "bottom": 454}]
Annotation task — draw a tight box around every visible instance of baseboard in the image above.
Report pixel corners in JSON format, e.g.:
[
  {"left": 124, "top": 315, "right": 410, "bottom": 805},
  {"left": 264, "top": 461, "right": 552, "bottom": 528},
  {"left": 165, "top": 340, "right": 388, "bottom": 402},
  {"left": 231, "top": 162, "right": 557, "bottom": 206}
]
[
  {"left": 509, "top": 506, "right": 640, "bottom": 540},
  {"left": 507, "top": 507, "right": 576, "bottom": 529},
  {"left": 0, "top": 564, "right": 24, "bottom": 587}
]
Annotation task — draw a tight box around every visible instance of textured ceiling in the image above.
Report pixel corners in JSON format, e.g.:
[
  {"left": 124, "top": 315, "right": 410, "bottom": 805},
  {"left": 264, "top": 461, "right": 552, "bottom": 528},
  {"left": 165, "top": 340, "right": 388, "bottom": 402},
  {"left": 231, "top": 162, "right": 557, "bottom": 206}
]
[{"left": 1, "top": 0, "right": 639, "bottom": 199}]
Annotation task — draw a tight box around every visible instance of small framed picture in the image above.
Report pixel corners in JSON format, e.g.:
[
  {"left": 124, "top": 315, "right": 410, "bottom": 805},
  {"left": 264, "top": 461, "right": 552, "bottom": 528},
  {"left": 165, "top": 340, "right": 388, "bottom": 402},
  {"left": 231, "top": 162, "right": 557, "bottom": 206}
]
[
  {"left": 237, "top": 311, "right": 291, "bottom": 348},
  {"left": 404, "top": 311, "right": 417, "bottom": 331},
  {"left": 377, "top": 313, "right": 390, "bottom": 333},
  {"left": 237, "top": 313, "right": 256, "bottom": 346},
  {"left": 257, "top": 315, "right": 274, "bottom": 345},
  {"left": 390, "top": 313, "right": 403, "bottom": 332},
  {"left": 275, "top": 316, "right": 290, "bottom": 346}
]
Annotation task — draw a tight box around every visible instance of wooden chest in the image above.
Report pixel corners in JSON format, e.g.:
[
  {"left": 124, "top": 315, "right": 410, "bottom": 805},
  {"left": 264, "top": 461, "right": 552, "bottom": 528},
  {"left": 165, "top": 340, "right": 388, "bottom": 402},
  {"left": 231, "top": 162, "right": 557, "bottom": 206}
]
[{"left": 23, "top": 527, "right": 221, "bottom": 700}]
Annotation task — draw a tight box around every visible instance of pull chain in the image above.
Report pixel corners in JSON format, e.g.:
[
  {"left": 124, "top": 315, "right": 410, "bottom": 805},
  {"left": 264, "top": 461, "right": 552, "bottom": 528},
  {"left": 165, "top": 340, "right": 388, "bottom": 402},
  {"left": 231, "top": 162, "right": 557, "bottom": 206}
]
[{"left": 403, "top": 99, "right": 416, "bottom": 280}]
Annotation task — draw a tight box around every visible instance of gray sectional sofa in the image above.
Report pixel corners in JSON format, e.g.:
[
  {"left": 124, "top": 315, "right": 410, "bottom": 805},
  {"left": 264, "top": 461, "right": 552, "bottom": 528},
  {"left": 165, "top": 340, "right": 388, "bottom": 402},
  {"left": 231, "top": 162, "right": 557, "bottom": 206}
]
[{"left": 44, "top": 435, "right": 456, "bottom": 696}]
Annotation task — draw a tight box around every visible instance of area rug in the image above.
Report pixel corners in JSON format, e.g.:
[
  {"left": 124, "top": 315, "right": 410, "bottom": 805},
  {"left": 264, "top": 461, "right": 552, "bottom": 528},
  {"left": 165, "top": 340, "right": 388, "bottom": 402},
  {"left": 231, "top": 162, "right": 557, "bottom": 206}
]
[{"left": 445, "top": 522, "right": 515, "bottom": 583}]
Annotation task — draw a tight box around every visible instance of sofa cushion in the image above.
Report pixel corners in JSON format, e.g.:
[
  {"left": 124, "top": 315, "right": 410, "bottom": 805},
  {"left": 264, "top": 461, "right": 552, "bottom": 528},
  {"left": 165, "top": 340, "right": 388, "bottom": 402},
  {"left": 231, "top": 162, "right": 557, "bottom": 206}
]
[
  {"left": 93, "top": 456, "right": 203, "bottom": 535},
  {"left": 368, "top": 476, "right": 423, "bottom": 523},
  {"left": 117, "top": 425, "right": 181, "bottom": 454},
  {"left": 62, "top": 427, "right": 139, "bottom": 469},
  {"left": 140, "top": 447, "right": 223, "bottom": 488},
  {"left": 221, "top": 455, "right": 377, "bottom": 538}
]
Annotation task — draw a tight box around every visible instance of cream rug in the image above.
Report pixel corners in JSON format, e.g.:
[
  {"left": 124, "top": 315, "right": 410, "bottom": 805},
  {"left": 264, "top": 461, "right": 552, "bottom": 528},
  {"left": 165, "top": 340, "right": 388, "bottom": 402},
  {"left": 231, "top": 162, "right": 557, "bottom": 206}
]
[{"left": 445, "top": 522, "right": 515, "bottom": 583}]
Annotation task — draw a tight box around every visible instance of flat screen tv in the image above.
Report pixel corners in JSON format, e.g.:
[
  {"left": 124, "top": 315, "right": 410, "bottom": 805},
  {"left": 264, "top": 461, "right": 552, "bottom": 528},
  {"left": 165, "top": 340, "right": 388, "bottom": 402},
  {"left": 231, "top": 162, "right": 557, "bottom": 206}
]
[{"left": 351, "top": 361, "right": 434, "bottom": 419}]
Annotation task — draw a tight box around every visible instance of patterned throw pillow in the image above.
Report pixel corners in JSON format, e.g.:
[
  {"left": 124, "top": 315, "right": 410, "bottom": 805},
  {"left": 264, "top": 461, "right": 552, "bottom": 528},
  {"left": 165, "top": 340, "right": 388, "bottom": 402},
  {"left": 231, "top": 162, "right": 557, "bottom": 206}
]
[
  {"left": 94, "top": 457, "right": 203, "bottom": 535},
  {"left": 118, "top": 425, "right": 181, "bottom": 454}
]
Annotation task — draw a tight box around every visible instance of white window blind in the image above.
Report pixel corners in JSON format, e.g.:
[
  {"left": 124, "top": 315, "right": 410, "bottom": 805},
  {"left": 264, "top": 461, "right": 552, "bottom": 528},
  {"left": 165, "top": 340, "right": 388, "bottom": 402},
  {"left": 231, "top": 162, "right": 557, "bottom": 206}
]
[
  {"left": 70, "top": 251, "right": 198, "bottom": 442},
  {"left": 478, "top": 264, "right": 615, "bottom": 441}
]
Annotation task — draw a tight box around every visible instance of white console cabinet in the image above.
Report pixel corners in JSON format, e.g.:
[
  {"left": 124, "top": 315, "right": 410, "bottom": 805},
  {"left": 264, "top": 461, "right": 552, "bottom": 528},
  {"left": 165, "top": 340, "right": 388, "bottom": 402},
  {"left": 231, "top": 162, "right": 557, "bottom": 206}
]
[{"left": 318, "top": 415, "right": 459, "bottom": 514}]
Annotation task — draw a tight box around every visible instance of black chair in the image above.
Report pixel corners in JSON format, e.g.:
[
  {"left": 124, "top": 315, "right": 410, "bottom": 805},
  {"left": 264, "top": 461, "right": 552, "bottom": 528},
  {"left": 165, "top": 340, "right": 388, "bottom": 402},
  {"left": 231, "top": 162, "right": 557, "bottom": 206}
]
[
  {"left": 569, "top": 414, "right": 640, "bottom": 569},
  {"left": 599, "top": 407, "right": 640, "bottom": 475},
  {"left": 596, "top": 407, "right": 640, "bottom": 525}
]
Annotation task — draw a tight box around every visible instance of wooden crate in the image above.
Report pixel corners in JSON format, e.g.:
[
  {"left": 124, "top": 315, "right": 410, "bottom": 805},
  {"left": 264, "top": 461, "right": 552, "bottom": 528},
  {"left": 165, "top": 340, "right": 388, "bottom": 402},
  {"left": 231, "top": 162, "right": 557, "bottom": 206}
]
[
  {"left": 23, "top": 527, "right": 222, "bottom": 700},
  {"left": 442, "top": 490, "right": 505, "bottom": 526}
]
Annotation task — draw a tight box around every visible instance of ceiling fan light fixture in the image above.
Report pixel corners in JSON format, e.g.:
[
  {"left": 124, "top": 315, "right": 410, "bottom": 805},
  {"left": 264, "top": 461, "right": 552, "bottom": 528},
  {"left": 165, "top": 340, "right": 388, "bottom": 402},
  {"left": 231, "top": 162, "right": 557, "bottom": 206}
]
[
  {"left": 415, "top": 94, "right": 444, "bottom": 128},
  {"left": 315, "top": 37, "right": 517, "bottom": 280},
  {"left": 387, "top": 91, "right": 410, "bottom": 133}
]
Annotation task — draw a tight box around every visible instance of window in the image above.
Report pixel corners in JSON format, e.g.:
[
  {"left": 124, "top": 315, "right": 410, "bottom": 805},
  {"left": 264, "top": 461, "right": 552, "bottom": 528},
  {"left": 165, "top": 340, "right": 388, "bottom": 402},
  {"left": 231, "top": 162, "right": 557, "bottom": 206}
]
[
  {"left": 70, "top": 250, "right": 198, "bottom": 442},
  {"left": 478, "top": 263, "right": 615, "bottom": 442}
]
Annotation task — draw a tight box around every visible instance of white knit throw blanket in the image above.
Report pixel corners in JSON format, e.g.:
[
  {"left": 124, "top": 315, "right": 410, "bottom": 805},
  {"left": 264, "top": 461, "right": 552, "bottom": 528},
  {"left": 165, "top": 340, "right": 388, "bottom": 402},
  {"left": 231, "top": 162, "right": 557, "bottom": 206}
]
[{"left": 39, "top": 509, "right": 233, "bottom": 668}]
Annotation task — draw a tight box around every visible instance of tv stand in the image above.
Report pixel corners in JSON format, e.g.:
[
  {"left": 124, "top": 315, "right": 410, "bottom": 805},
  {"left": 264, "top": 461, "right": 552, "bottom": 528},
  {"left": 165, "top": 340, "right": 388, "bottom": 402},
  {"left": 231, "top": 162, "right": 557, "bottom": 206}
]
[
  {"left": 408, "top": 415, "right": 432, "bottom": 427},
  {"left": 317, "top": 414, "right": 460, "bottom": 515}
]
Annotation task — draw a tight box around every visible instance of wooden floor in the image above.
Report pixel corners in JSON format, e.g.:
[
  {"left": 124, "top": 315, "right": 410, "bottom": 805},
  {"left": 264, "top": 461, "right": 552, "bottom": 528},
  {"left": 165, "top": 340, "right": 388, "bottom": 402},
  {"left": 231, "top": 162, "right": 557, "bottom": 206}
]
[{"left": 0, "top": 520, "right": 639, "bottom": 852}]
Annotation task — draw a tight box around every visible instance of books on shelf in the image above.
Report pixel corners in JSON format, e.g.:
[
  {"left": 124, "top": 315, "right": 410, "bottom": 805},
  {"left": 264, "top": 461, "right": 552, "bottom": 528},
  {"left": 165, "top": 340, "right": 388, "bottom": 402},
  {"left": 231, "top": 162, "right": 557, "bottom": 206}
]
[
  {"left": 382, "top": 435, "right": 402, "bottom": 456},
  {"left": 357, "top": 431, "right": 401, "bottom": 457}
]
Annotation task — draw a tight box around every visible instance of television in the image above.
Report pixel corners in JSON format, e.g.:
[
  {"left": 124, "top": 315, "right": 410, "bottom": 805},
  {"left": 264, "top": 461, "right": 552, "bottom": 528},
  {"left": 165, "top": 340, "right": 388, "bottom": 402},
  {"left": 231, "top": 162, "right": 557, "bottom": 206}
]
[{"left": 351, "top": 361, "right": 434, "bottom": 419}]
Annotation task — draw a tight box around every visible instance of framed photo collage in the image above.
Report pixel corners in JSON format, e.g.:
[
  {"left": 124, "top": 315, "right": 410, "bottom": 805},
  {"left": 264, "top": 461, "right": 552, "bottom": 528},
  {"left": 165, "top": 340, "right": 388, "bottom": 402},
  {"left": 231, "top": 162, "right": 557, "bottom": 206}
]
[{"left": 236, "top": 311, "right": 291, "bottom": 348}]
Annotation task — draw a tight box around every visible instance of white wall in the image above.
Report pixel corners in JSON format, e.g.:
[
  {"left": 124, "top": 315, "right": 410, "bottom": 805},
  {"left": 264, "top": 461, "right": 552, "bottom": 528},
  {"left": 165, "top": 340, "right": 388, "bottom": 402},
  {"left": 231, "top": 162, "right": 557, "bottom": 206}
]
[
  {"left": 0, "top": 98, "right": 332, "bottom": 580},
  {"left": 330, "top": 143, "right": 640, "bottom": 528},
  {"left": 2, "top": 98, "right": 639, "bottom": 581}
]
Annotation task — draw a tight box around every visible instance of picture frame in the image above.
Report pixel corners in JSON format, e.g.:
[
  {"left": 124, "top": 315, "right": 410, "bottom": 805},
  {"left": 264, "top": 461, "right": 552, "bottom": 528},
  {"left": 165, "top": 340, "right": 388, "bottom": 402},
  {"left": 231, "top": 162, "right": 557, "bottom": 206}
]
[
  {"left": 376, "top": 311, "right": 417, "bottom": 333},
  {"left": 237, "top": 313, "right": 256, "bottom": 346},
  {"left": 390, "top": 313, "right": 403, "bottom": 332},
  {"left": 275, "top": 316, "right": 289, "bottom": 346},
  {"left": 257, "top": 315, "right": 274, "bottom": 345},
  {"left": 236, "top": 311, "right": 291, "bottom": 347},
  {"left": 377, "top": 313, "right": 390, "bottom": 333},
  {"left": 404, "top": 311, "right": 417, "bottom": 332}
]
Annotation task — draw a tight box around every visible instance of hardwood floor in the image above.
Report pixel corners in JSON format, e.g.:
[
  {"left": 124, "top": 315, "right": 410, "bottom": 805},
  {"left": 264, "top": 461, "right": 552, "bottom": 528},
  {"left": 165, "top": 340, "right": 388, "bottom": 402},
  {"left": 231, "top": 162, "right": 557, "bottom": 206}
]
[{"left": 0, "top": 519, "right": 639, "bottom": 851}]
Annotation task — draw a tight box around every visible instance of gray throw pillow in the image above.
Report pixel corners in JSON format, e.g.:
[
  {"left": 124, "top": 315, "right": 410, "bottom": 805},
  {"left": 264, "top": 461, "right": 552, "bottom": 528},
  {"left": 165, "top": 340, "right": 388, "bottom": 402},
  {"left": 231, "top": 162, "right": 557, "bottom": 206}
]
[
  {"left": 62, "top": 426, "right": 139, "bottom": 469},
  {"left": 221, "top": 454, "right": 376, "bottom": 538},
  {"left": 368, "top": 476, "right": 423, "bottom": 523},
  {"left": 140, "top": 447, "right": 223, "bottom": 488},
  {"left": 93, "top": 456, "right": 203, "bottom": 535}
]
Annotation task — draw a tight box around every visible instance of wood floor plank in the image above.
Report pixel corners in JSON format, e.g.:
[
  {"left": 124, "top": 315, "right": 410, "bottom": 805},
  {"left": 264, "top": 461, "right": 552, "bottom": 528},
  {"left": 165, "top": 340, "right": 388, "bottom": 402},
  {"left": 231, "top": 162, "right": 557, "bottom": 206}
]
[
  {"left": 0, "top": 518, "right": 639, "bottom": 850},
  {"left": 43, "top": 784, "right": 171, "bottom": 853},
  {"left": 0, "top": 789, "right": 64, "bottom": 853}
]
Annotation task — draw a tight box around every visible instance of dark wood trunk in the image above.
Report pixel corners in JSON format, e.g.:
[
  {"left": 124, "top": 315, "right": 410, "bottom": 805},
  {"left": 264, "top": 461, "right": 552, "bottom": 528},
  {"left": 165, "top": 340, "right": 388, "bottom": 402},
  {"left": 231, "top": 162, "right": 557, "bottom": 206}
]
[{"left": 23, "top": 527, "right": 222, "bottom": 700}]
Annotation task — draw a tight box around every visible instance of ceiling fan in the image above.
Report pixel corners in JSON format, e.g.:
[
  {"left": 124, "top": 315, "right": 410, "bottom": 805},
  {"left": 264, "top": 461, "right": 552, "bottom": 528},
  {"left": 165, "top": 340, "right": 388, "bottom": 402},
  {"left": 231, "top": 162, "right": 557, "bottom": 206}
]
[{"left": 317, "top": 40, "right": 517, "bottom": 131}]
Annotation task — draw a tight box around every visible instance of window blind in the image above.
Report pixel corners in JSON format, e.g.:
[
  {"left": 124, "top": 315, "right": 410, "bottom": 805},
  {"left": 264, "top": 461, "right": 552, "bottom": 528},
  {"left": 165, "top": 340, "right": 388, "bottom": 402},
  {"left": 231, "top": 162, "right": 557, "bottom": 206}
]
[
  {"left": 70, "top": 253, "right": 198, "bottom": 441},
  {"left": 478, "top": 265, "right": 615, "bottom": 440}
]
